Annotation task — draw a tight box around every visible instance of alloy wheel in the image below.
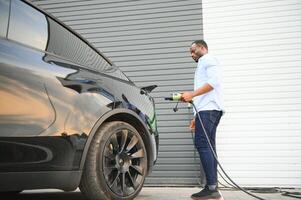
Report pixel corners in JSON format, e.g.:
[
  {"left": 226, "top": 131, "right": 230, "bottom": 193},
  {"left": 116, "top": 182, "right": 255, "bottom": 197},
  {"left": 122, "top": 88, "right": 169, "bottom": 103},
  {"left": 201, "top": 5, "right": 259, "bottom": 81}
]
[{"left": 102, "top": 128, "right": 146, "bottom": 197}]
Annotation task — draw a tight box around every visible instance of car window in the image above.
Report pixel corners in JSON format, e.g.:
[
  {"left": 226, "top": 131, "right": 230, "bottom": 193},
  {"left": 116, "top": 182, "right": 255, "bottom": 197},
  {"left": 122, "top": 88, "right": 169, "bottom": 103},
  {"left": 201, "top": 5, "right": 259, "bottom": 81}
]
[
  {"left": 6, "top": 0, "right": 129, "bottom": 81},
  {"left": 8, "top": 0, "right": 48, "bottom": 50},
  {"left": 46, "top": 18, "right": 113, "bottom": 73},
  {"left": 46, "top": 18, "right": 129, "bottom": 80},
  {"left": 0, "top": 0, "right": 10, "bottom": 38}
]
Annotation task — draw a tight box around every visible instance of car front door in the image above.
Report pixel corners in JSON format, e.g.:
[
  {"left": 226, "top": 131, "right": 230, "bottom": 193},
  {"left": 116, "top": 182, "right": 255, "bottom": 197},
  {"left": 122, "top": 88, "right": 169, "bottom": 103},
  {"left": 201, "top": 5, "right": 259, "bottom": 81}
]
[{"left": 0, "top": 0, "right": 56, "bottom": 171}]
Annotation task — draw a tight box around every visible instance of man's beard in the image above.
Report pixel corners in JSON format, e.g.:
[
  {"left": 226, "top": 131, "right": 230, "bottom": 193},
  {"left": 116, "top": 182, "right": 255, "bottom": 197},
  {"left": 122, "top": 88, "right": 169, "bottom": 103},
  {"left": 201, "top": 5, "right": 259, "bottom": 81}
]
[{"left": 194, "top": 55, "right": 202, "bottom": 62}]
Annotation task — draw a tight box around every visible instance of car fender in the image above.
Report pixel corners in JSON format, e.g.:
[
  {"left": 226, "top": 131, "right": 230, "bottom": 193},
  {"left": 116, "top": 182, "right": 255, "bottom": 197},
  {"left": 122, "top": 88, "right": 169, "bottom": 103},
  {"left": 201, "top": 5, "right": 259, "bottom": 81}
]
[{"left": 79, "top": 108, "right": 156, "bottom": 173}]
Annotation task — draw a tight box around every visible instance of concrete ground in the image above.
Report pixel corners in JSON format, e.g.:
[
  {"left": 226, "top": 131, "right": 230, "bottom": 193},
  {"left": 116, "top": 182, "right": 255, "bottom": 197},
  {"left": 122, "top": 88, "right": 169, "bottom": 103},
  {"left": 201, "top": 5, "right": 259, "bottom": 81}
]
[
  {"left": 138, "top": 187, "right": 300, "bottom": 200},
  {"left": 5, "top": 187, "right": 300, "bottom": 200}
]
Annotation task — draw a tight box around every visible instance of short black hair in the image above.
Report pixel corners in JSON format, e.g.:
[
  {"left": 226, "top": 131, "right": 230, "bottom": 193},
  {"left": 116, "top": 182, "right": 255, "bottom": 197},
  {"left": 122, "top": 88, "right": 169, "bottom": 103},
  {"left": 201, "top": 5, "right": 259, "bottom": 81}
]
[{"left": 192, "top": 40, "right": 208, "bottom": 50}]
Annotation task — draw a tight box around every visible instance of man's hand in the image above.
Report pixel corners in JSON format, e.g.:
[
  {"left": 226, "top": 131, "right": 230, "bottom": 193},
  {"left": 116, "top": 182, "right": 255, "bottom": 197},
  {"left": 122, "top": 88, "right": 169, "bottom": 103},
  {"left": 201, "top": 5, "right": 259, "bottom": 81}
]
[
  {"left": 189, "top": 119, "right": 195, "bottom": 130},
  {"left": 181, "top": 91, "right": 194, "bottom": 102},
  {"left": 182, "top": 84, "right": 214, "bottom": 102}
]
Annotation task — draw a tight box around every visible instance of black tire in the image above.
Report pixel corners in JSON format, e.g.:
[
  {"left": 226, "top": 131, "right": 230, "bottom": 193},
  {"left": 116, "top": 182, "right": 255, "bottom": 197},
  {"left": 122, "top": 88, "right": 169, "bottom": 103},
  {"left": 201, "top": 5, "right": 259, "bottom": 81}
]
[{"left": 80, "top": 121, "right": 148, "bottom": 200}]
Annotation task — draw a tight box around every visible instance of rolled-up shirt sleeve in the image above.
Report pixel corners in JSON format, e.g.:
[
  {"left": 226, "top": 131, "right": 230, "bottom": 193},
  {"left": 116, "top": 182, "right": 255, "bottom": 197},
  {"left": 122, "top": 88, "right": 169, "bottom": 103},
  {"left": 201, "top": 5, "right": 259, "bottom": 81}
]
[{"left": 205, "top": 58, "right": 221, "bottom": 89}]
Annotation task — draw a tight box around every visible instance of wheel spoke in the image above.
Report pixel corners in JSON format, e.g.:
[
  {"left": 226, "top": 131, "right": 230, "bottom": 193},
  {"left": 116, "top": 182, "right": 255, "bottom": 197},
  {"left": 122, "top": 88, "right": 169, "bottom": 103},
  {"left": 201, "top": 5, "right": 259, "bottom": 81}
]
[
  {"left": 110, "top": 171, "right": 120, "bottom": 188},
  {"left": 104, "top": 166, "right": 116, "bottom": 180},
  {"left": 111, "top": 134, "right": 119, "bottom": 151},
  {"left": 119, "top": 129, "right": 128, "bottom": 153},
  {"left": 130, "top": 165, "right": 143, "bottom": 175},
  {"left": 121, "top": 172, "right": 126, "bottom": 196},
  {"left": 104, "top": 165, "right": 116, "bottom": 170},
  {"left": 127, "top": 171, "right": 138, "bottom": 189},
  {"left": 104, "top": 150, "right": 115, "bottom": 160},
  {"left": 130, "top": 148, "right": 144, "bottom": 159},
  {"left": 126, "top": 135, "right": 138, "bottom": 152}
]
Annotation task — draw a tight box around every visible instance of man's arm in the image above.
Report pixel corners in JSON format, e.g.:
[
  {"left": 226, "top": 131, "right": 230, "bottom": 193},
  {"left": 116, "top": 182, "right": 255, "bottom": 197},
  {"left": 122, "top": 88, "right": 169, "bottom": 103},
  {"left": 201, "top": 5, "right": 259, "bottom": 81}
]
[
  {"left": 182, "top": 57, "right": 220, "bottom": 102},
  {"left": 182, "top": 83, "right": 213, "bottom": 102}
]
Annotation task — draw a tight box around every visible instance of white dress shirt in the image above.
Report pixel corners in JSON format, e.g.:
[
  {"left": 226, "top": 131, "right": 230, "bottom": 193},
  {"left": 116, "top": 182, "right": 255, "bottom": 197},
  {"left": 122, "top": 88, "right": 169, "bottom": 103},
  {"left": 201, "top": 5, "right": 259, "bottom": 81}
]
[{"left": 193, "top": 53, "right": 225, "bottom": 114}]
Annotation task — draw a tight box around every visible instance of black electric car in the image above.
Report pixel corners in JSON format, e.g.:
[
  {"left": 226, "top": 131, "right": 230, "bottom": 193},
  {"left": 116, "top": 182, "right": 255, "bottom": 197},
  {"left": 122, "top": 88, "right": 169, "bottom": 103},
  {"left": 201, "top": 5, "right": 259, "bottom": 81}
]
[{"left": 0, "top": 0, "right": 158, "bottom": 199}]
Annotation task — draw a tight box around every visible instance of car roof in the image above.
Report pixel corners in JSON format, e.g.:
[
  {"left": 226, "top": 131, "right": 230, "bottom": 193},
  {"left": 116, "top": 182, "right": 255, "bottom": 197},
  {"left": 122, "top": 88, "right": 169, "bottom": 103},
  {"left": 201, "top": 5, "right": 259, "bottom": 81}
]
[{"left": 22, "top": 0, "right": 114, "bottom": 66}]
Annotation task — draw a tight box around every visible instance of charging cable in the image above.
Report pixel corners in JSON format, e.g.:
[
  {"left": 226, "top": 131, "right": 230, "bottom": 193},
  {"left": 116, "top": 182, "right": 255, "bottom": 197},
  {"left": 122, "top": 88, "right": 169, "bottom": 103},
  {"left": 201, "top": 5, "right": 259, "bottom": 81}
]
[
  {"left": 191, "top": 102, "right": 267, "bottom": 200},
  {"left": 165, "top": 94, "right": 268, "bottom": 200},
  {"left": 188, "top": 102, "right": 236, "bottom": 189}
]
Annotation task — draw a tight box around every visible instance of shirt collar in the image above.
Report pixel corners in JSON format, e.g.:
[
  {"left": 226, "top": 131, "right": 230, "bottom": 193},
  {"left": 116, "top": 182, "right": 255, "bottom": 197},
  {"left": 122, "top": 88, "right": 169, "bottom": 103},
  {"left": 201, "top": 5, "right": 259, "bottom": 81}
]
[{"left": 198, "top": 53, "right": 209, "bottom": 62}]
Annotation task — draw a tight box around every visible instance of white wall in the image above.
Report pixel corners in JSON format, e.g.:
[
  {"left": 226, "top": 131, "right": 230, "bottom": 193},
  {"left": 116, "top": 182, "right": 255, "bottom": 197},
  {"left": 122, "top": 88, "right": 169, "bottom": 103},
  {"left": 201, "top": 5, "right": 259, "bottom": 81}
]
[{"left": 202, "top": 0, "right": 301, "bottom": 187}]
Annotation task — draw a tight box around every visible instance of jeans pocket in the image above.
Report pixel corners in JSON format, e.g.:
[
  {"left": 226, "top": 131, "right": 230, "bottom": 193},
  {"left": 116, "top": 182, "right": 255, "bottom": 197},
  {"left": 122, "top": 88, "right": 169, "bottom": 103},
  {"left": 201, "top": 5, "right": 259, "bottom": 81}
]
[{"left": 209, "top": 111, "right": 222, "bottom": 126}]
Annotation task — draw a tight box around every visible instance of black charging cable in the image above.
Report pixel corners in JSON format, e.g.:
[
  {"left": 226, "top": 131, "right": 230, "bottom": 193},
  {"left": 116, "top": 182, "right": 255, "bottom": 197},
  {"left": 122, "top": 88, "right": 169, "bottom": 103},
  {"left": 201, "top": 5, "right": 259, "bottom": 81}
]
[
  {"left": 169, "top": 98, "right": 269, "bottom": 200},
  {"left": 190, "top": 102, "right": 268, "bottom": 200},
  {"left": 281, "top": 191, "right": 301, "bottom": 199},
  {"left": 191, "top": 102, "right": 301, "bottom": 200},
  {"left": 187, "top": 104, "right": 235, "bottom": 189}
]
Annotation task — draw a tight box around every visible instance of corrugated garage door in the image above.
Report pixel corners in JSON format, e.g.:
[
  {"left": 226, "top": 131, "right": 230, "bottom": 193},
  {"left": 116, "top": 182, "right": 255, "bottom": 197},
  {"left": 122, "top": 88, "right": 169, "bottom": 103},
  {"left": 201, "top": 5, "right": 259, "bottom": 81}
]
[
  {"left": 202, "top": 0, "right": 301, "bottom": 187},
  {"left": 32, "top": 0, "right": 204, "bottom": 185}
]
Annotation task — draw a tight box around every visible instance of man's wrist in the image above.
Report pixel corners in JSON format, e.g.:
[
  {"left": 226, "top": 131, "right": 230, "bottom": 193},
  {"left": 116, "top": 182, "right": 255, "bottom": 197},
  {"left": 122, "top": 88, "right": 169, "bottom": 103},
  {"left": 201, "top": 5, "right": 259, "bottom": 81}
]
[{"left": 192, "top": 91, "right": 198, "bottom": 98}]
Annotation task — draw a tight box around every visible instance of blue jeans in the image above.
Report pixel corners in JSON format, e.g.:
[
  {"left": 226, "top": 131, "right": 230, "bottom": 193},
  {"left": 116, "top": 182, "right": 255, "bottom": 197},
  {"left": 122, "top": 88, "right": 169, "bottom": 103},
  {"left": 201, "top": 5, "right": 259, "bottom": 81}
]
[{"left": 195, "top": 110, "right": 222, "bottom": 186}]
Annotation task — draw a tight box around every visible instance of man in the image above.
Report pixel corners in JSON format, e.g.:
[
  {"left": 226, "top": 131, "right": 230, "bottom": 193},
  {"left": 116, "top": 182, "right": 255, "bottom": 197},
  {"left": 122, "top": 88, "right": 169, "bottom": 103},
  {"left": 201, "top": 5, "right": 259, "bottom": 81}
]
[{"left": 182, "top": 40, "right": 224, "bottom": 199}]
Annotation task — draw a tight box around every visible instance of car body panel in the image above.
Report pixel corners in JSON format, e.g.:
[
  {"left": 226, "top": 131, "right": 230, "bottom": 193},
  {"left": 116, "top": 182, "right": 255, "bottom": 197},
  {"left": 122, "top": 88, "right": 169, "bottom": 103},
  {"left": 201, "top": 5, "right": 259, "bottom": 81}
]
[{"left": 0, "top": 0, "right": 158, "bottom": 191}]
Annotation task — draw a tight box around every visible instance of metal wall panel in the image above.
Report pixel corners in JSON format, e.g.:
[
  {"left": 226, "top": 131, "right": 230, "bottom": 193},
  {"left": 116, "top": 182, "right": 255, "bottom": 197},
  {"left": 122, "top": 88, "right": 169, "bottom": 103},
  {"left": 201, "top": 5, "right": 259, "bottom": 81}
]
[
  {"left": 202, "top": 0, "right": 301, "bottom": 187},
  {"left": 32, "top": 0, "right": 204, "bottom": 185}
]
